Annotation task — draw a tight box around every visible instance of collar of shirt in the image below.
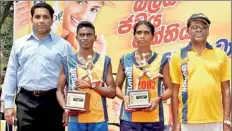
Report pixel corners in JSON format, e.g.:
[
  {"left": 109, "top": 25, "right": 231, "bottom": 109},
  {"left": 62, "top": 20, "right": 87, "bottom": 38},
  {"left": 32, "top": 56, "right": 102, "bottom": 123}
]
[
  {"left": 185, "top": 42, "right": 213, "bottom": 51},
  {"left": 25, "top": 30, "right": 54, "bottom": 42}
]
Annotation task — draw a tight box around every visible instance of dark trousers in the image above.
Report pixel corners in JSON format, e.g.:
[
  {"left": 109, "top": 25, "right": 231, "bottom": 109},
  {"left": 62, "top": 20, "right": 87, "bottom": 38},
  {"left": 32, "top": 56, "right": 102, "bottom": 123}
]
[
  {"left": 120, "top": 120, "right": 164, "bottom": 131},
  {"left": 15, "top": 88, "right": 64, "bottom": 131}
]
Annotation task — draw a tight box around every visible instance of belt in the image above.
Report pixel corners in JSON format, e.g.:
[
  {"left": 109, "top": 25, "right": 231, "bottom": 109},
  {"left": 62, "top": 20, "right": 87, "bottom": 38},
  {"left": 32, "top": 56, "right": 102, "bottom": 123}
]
[{"left": 20, "top": 88, "right": 56, "bottom": 97}]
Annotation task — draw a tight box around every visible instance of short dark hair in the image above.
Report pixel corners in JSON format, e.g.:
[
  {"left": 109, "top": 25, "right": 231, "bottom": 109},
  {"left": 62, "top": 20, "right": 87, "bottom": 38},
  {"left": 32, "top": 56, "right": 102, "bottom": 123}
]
[
  {"left": 76, "top": 21, "right": 95, "bottom": 35},
  {"left": 31, "top": 3, "right": 54, "bottom": 18},
  {"left": 3, "top": 67, "right": 7, "bottom": 72},
  {"left": 133, "top": 20, "right": 155, "bottom": 36}
]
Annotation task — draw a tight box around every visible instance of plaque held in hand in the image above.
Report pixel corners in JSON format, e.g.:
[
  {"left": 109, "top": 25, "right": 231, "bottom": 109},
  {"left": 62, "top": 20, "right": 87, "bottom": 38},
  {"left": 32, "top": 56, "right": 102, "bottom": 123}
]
[
  {"left": 65, "top": 91, "right": 90, "bottom": 111},
  {"left": 127, "top": 53, "right": 162, "bottom": 110},
  {"left": 65, "top": 59, "right": 91, "bottom": 112},
  {"left": 127, "top": 89, "right": 150, "bottom": 109}
]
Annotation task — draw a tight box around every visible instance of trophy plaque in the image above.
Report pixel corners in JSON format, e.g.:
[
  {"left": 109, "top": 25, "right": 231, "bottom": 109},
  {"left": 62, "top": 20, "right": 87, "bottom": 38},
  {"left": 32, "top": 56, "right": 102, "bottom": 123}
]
[
  {"left": 65, "top": 61, "right": 91, "bottom": 112},
  {"left": 127, "top": 89, "right": 150, "bottom": 109},
  {"left": 65, "top": 90, "right": 90, "bottom": 112}
]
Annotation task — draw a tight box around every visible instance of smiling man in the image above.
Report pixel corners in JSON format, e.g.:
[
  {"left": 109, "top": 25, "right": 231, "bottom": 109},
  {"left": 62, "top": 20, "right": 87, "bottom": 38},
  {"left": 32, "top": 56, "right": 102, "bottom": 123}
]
[{"left": 170, "top": 13, "right": 231, "bottom": 131}]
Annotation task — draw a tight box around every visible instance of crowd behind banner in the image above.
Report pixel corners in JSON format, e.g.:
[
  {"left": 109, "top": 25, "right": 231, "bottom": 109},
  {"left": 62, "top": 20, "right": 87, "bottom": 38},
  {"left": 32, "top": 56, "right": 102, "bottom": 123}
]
[{"left": 0, "top": 1, "right": 230, "bottom": 131}]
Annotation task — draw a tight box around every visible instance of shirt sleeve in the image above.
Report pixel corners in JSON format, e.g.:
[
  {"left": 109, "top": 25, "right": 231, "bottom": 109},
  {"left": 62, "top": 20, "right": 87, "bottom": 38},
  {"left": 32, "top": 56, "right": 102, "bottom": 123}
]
[
  {"left": 1, "top": 42, "right": 19, "bottom": 109},
  {"left": 169, "top": 51, "right": 181, "bottom": 84}
]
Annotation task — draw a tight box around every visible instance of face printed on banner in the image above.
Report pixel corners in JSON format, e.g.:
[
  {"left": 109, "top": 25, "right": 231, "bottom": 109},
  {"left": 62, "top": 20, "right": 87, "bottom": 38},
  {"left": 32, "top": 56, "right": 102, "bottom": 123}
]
[
  {"left": 63, "top": 1, "right": 103, "bottom": 33},
  {"left": 187, "top": 20, "right": 209, "bottom": 43}
]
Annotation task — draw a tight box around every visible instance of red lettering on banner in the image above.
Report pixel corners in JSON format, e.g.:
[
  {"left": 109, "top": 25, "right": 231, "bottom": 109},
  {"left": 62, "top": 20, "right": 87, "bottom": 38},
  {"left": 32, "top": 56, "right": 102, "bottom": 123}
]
[
  {"left": 117, "top": 1, "right": 189, "bottom": 48},
  {"left": 147, "top": 1, "right": 162, "bottom": 14},
  {"left": 118, "top": 13, "right": 163, "bottom": 35},
  {"left": 134, "top": 12, "right": 148, "bottom": 23},
  {"left": 179, "top": 26, "right": 191, "bottom": 40},
  {"left": 131, "top": 24, "right": 190, "bottom": 48},
  {"left": 133, "top": 1, "right": 148, "bottom": 12},
  {"left": 163, "top": 1, "right": 177, "bottom": 7},
  {"left": 133, "top": 1, "right": 178, "bottom": 14},
  {"left": 117, "top": 15, "right": 134, "bottom": 35},
  {"left": 139, "top": 80, "right": 156, "bottom": 89},
  {"left": 148, "top": 13, "right": 162, "bottom": 29},
  {"left": 164, "top": 23, "right": 181, "bottom": 43},
  {"left": 153, "top": 26, "right": 166, "bottom": 45},
  {"left": 119, "top": 0, "right": 177, "bottom": 35}
]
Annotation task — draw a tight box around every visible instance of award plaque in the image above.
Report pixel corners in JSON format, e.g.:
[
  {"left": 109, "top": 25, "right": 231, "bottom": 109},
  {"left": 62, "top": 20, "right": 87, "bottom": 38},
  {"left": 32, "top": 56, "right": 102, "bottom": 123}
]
[
  {"left": 65, "top": 55, "right": 93, "bottom": 112},
  {"left": 65, "top": 90, "right": 90, "bottom": 112},
  {"left": 127, "top": 90, "right": 150, "bottom": 109}
]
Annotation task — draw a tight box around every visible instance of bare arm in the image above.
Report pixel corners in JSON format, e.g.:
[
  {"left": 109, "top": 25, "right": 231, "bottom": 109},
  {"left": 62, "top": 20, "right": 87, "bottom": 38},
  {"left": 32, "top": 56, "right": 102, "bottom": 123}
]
[
  {"left": 172, "top": 83, "right": 181, "bottom": 131},
  {"left": 115, "top": 62, "right": 126, "bottom": 100},
  {"left": 220, "top": 52, "right": 231, "bottom": 122},
  {"left": 169, "top": 52, "right": 181, "bottom": 131},
  {"left": 221, "top": 80, "right": 231, "bottom": 120},
  {"left": 160, "top": 62, "right": 172, "bottom": 101},
  {"left": 56, "top": 67, "right": 67, "bottom": 109},
  {"left": 114, "top": 62, "right": 134, "bottom": 112},
  {"left": 93, "top": 63, "right": 116, "bottom": 99},
  {"left": 144, "top": 62, "right": 172, "bottom": 112}
]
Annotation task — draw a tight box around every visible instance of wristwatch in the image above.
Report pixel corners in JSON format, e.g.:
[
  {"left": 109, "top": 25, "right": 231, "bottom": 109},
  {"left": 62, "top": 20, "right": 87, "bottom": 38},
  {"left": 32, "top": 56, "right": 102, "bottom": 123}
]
[{"left": 223, "top": 120, "right": 231, "bottom": 127}]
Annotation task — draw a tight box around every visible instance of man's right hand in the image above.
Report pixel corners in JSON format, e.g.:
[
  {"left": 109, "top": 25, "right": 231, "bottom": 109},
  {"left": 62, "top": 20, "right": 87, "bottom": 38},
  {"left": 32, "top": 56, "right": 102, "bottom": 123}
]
[
  {"left": 4, "top": 108, "right": 16, "bottom": 125},
  {"left": 62, "top": 110, "right": 69, "bottom": 126}
]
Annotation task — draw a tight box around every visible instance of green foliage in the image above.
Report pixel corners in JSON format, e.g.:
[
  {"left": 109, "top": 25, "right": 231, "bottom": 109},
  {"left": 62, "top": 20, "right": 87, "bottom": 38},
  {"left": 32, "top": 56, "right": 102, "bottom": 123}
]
[
  {"left": 0, "top": 1, "right": 13, "bottom": 63},
  {"left": 1, "top": 16, "right": 13, "bottom": 62}
]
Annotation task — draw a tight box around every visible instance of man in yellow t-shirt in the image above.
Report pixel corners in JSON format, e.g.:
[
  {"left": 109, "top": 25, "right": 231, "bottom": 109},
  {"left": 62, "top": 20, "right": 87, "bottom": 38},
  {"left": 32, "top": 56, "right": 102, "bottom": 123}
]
[{"left": 170, "top": 13, "right": 231, "bottom": 131}]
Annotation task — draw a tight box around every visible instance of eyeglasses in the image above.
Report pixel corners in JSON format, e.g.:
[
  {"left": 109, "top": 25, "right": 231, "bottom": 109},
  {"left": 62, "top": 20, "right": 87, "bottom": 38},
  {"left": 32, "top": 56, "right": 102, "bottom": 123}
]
[{"left": 189, "top": 24, "right": 209, "bottom": 30}]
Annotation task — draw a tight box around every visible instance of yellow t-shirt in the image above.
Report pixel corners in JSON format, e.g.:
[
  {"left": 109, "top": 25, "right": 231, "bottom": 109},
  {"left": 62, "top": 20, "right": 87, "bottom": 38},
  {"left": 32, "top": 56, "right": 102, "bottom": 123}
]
[{"left": 170, "top": 43, "right": 230, "bottom": 124}]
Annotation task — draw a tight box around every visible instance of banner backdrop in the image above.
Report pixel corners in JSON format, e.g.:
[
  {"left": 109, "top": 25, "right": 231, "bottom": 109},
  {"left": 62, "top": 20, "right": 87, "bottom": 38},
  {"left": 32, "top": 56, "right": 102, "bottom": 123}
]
[{"left": 14, "top": 1, "right": 231, "bottom": 130}]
